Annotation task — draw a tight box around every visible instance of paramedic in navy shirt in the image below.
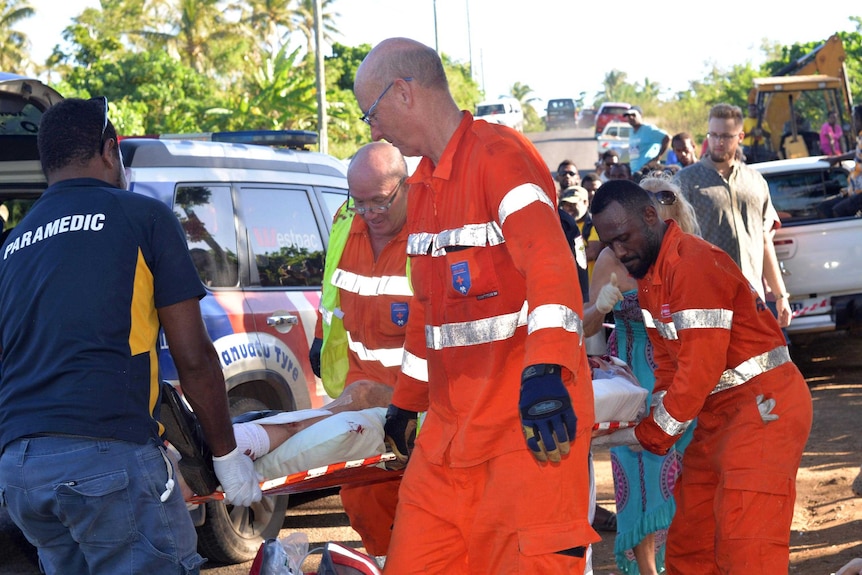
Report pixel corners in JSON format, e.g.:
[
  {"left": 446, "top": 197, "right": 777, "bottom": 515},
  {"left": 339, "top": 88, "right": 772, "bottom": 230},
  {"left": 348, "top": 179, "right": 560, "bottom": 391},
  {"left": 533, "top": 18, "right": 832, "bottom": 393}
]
[{"left": 0, "top": 97, "right": 260, "bottom": 574}]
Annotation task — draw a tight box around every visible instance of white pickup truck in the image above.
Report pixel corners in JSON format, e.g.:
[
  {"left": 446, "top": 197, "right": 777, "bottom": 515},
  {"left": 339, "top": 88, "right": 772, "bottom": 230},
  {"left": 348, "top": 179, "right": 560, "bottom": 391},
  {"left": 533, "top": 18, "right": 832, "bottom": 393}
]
[{"left": 753, "top": 157, "right": 862, "bottom": 341}]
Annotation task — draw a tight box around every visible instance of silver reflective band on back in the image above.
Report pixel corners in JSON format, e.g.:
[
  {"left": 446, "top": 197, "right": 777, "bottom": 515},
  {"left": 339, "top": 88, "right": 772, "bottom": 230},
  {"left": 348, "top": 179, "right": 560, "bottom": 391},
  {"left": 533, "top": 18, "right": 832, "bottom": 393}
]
[
  {"left": 642, "top": 308, "right": 733, "bottom": 340},
  {"left": 401, "top": 350, "right": 429, "bottom": 382},
  {"left": 498, "top": 183, "right": 554, "bottom": 225},
  {"left": 653, "top": 400, "right": 692, "bottom": 437},
  {"left": 346, "top": 332, "right": 405, "bottom": 368},
  {"left": 331, "top": 268, "right": 412, "bottom": 297},
  {"left": 407, "top": 223, "right": 505, "bottom": 258},
  {"left": 711, "top": 345, "right": 791, "bottom": 395},
  {"left": 426, "top": 301, "right": 529, "bottom": 349},
  {"left": 528, "top": 304, "right": 583, "bottom": 339}
]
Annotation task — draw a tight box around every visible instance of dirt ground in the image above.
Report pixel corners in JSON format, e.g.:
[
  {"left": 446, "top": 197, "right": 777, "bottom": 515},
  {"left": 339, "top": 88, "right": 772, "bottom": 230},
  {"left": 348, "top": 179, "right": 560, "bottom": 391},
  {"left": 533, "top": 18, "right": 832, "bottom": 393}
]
[{"left": 589, "top": 330, "right": 862, "bottom": 575}]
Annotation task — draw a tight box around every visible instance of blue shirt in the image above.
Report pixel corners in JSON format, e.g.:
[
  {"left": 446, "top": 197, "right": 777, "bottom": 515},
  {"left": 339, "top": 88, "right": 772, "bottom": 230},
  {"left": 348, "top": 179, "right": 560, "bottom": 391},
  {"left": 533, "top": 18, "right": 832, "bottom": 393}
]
[
  {"left": 629, "top": 123, "right": 668, "bottom": 172},
  {"left": 0, "top": 178, "right": 204, "bottom": 449}
]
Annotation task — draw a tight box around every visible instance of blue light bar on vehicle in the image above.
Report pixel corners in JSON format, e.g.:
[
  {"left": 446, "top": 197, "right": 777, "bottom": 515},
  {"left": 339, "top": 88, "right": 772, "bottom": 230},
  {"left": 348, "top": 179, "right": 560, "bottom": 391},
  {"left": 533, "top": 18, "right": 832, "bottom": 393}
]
[{"left": 159, "top": 130, "right": 319, "bottom": 149}]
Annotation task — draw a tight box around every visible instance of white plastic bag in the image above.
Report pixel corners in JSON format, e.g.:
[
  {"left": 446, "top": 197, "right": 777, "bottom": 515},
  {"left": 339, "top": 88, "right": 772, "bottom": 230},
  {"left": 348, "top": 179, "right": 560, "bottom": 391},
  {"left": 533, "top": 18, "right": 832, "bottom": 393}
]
[{"left": 254, "top": 532, "right": 310, "bottom": 575}]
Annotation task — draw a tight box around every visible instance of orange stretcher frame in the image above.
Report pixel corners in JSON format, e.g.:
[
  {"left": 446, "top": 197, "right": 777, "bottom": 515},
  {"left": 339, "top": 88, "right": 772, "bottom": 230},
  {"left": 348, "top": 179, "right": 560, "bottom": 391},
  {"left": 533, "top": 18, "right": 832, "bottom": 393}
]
[
  {"left": 186, "top": 452, "right": 403, "bottom": 504},
  {"left": 186, "top": 420, "right": 637, "bottom": 504}
]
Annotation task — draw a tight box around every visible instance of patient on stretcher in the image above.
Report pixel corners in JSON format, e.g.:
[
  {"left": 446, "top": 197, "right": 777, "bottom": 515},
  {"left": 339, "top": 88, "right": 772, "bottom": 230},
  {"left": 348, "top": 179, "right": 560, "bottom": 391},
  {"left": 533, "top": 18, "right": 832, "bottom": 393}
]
[
  {"left": 162, "top": 380, "right": 394, "bottom": 499},
  {"left": 163, "top": 358, "right": 647, "bottom": 499}
]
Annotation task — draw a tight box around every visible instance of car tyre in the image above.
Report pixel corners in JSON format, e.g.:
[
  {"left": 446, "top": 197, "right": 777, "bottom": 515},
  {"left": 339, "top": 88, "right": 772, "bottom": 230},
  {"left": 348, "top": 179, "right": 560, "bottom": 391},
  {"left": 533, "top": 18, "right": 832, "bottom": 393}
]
[{"left": 195, "top": 395, "right": 290, "bottom": 564}]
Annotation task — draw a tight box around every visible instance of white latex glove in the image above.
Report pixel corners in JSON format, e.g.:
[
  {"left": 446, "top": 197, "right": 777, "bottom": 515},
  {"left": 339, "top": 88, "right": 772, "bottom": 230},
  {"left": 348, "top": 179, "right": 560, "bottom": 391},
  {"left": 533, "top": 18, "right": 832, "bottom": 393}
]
[
  {"left": 756, "top": 394, "right": 779, "bottom": 423},
  {"left": 595, "top": 272, "right": 624, "bottom": 314},
  {"left": 591, "top": 426, "right": 642, "bottom": 451},
  {"left": 212, "top": 447, "right": 263, "bottom": 507}
]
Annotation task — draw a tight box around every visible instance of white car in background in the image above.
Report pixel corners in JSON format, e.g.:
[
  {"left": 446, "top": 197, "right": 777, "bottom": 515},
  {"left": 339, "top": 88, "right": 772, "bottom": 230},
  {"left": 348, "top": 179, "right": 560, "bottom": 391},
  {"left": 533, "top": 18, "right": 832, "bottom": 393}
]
[
  {"left": 475, "top": 97, "right": 524, "bottom": 132},
  {"left": 596, "top": 121, "right": 631, "bottom": 163}
]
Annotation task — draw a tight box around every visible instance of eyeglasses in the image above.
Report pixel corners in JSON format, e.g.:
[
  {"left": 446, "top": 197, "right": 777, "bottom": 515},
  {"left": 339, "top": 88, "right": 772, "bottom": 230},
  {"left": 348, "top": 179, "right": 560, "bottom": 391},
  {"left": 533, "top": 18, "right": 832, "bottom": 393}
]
[
  {"left": 558, "top": 170, "right": 578, "bottom": 177},
  {"left": 653, "top": 190, "right": 677, "bottom": 205},
  {"left": 360, "top": 77, "right": 412, "bottom": 126},
  {"left": 707, "top": 132, "right": 740, "bottom": 142},
  {"left": 90, "top": 96, "right": 108, "bottom": 152},
  {"left": 347, "top": 177, "right": 405, "bottom": 215}
]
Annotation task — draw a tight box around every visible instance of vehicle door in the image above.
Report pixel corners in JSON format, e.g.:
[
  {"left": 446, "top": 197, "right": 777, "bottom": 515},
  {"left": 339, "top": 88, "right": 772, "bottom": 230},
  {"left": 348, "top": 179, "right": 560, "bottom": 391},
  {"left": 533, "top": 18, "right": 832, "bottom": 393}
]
[{"left": 237, "top": 184, "right": 338, "bottom": 409}]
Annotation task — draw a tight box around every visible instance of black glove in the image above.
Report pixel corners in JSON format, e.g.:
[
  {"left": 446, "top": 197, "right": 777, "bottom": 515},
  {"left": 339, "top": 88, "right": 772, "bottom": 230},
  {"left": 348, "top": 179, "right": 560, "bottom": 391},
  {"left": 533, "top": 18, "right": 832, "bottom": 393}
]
[
  {"left": 383, "top": 404, "right": 418, "bottom": 470},
  {"left": 519, "top": 364, "right": 577, "bottom": 463},
  {"left": 309, "top": 337, "right": 322, "bottom": 378}
]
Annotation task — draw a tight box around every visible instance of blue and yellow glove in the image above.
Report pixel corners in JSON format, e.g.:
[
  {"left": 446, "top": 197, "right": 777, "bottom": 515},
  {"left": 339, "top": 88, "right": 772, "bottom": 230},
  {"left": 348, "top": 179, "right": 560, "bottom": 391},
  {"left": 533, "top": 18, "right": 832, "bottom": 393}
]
[{"left": 519, "top": 364, "right": 577, "bottom": 463}]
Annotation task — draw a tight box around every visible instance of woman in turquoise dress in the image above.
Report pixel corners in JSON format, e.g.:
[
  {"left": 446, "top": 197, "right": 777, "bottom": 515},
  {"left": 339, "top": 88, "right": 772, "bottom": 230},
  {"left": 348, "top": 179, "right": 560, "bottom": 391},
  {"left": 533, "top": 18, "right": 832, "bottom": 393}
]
[{"left": 583, "top": 175, "right": 700, "bottom": 574}]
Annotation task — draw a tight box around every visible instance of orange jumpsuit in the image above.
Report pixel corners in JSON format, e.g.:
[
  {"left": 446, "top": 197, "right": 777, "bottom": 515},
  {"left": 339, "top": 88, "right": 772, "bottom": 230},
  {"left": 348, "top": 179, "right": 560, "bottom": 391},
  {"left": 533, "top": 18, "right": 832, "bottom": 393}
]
[
  {"left": 314, "top": 215, "right": 410, "bottom": 556},
  {"left": 384, "top": 113, "right": 599, "bottom": 574},
  {"left": 634, "top": 222, "right": 813, "bottom": 574}
]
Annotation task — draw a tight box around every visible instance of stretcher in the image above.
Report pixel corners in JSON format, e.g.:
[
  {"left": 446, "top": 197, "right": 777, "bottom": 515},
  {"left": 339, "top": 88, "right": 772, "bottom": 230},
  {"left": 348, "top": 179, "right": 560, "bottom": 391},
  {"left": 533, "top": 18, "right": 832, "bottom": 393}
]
[
  {"left": 182, "top": 354, "right": 647, "bottom": 503},
  {"left": 187, "top": 452, "right": 403, "bottom": 504},
  {"left": 186, "top": 420, "right": 638, "bottom": 504}
]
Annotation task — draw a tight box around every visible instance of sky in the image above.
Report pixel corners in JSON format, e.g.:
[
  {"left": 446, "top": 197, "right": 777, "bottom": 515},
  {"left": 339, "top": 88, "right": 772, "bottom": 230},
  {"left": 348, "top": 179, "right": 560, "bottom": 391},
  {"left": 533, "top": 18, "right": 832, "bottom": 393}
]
[{"left": 18, "top": 0, "right": 861, "bottom": 107}]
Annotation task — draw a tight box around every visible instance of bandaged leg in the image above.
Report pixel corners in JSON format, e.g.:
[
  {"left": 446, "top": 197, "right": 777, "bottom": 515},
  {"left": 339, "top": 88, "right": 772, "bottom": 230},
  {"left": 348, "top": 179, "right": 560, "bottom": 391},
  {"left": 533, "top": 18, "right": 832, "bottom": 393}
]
[{"left": 234, "top": 380, "right": 394, "bottom": 460}]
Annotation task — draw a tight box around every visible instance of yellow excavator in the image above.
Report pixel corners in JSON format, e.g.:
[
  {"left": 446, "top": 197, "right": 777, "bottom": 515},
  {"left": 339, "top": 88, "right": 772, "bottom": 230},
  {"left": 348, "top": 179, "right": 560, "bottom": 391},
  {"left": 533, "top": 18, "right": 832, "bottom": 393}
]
[{"left": 746, "top": 34, "right": 854, "bottom": 163}]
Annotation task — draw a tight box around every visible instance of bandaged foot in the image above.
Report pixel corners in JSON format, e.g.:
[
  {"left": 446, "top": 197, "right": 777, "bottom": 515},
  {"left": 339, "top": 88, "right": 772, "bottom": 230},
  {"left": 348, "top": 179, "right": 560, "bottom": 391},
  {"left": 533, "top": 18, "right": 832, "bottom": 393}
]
[{"left": 234, "top": 422, "right": 271, "bottom": 461}]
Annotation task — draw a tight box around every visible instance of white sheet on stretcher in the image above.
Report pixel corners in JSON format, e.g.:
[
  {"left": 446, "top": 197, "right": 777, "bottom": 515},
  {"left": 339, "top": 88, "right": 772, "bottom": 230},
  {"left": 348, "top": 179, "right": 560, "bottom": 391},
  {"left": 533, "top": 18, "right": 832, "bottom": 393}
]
[
  {"left": 253, "top": 407, "right": 388, "bottom": 481},
  {"left": 251, "top": 364, "right": 648, "bottom": 480}
]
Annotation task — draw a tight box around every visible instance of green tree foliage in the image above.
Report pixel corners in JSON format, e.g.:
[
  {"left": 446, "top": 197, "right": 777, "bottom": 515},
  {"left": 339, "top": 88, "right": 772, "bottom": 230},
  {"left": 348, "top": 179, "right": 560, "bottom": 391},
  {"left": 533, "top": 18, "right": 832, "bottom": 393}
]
[
  {"left": 214, "top": 44, "right": 318, "bottom": 132},
  {"left": 442, "top": 53, "right": 482, "bottom": 113},
  {"left": 508, "top": 81, "right": 542, "bottom": 132},
  {"left": 0, "top": 0, "right": 34, "bottom": 72},
  {"left": 62, "top": 49, "right": 220, "bottom": 135},
  {"left": 4, "top": 2, "right": 859, "bottom": 160}
]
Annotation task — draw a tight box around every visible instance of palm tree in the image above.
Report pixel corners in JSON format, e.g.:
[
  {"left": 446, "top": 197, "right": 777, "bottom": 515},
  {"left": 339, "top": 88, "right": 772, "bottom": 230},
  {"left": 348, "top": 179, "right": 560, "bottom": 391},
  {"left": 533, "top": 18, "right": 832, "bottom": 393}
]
[
  {"left": 139, "top": 0, "right": 241, "bottom": 75},
  {"left": 0, "top": 0, "right": 34, "bottom": 71},
  {"left": 288, "top": 0, "right": 339, "bottom": 60},
  {"left": 599, "top": 69, "right": 628, "bottom": 103},
  {"left": 237, "top": 0, "right": 294, "bottom": 55}
]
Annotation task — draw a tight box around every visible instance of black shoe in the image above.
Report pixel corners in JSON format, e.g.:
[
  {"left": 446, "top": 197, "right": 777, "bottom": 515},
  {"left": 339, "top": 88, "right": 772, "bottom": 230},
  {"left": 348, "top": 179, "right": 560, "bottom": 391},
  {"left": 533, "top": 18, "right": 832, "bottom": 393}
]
[
  {"left": 159, "top": 381, "right": 219, "bottom": 497},
  {"left": 592, "top": 505, "right": 617, "bottom": 533}
]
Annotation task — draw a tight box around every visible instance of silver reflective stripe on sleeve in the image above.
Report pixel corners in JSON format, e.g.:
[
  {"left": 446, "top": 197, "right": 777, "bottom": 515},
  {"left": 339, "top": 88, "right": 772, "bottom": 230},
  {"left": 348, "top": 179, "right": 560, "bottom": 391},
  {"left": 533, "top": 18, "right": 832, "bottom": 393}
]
[
  {"left": 346, "top": 332, "right": 405, "bottom": 368},
  {"left": 653, "top": 399, "right": 692, "bottom": 437},
  {"left": 331, "top": 268, "right": 412, "bottom": 297},
  {"left": 498, "top": 183, "right": 554, "bottom": 225},
  {"left": 711, "top": 345, "right": 791, "bottom": 395},
  {"left": 674, "top": 308, "right": 733, "bottom": 330},
  {"left": 401, "top": 350, "right": 429, "bottom": 382},
  {"left": 641, "top": 309, "right": 656, "bottom": 328},
  {"left": 425, "top": 301, "right": 529, "bottom": 350},
  {"left": 527, "top": 304, "right": 583, "bottom": 339},
  {"left": 643, "top": 308, "right": 733, "bottom": 340}
]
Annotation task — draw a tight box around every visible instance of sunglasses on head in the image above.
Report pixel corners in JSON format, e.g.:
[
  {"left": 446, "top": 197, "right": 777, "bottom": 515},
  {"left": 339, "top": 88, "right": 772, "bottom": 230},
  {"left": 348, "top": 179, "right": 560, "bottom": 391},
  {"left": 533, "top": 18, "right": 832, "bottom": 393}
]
[
  {"left": 90, "top": 96, "right": 108, "bottom": 152},
  {"left": 653, "top": 190, "right": 677, "bottom": 205}
]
